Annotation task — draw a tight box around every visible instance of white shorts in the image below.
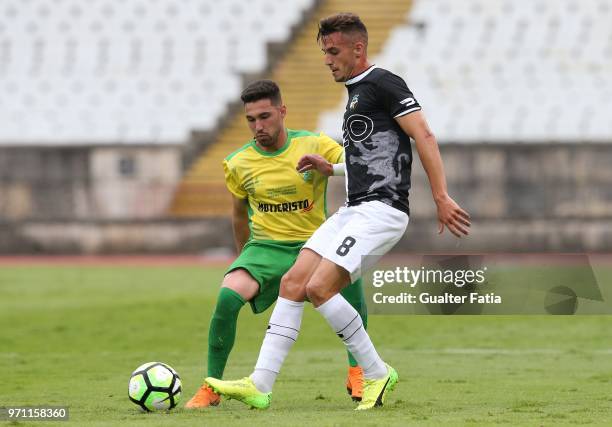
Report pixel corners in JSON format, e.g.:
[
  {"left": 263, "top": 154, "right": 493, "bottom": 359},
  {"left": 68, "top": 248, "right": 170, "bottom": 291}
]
[{"left": 303, "top": 200, "right": 409, "bottom": 282}]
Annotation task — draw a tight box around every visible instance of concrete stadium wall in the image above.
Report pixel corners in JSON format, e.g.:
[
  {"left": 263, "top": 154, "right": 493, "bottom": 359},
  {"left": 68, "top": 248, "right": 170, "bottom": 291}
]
[
  {"left": 0, "top": 219, "right": 232, "bottom": 254},
  {"left": 0, "top": 143, "right": 611, "bottom": 253},
  {"left": 0, "top": 145, "right": 181, "bottom": 221},
  {"left": 327, "top": 143, "right": 612, "bottom": 253}
]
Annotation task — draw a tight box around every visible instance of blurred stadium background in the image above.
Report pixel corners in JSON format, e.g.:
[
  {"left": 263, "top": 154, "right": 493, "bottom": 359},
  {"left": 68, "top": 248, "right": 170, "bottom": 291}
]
[{"left": 1, "top": 0, "right": 611, "bottom": 254}]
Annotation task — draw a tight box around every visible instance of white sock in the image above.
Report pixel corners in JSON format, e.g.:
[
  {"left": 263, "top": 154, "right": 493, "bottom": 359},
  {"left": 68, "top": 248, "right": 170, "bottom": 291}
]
[
  {"left": 316, "top": 294, "right": 387, "bottom": 379},
  {"left": 250, "top": 297, "right": 304, "bottom": 393}
]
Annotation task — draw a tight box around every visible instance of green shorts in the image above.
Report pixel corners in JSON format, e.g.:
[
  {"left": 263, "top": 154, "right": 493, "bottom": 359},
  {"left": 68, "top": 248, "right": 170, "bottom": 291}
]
[{"left": 226, "top": 239, "right": 365, "bottom": 314}]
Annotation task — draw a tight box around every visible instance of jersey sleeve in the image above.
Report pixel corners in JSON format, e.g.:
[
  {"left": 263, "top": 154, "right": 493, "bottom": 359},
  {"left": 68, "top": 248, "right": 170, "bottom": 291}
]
[
  {"left": 377, "top": 73, "right": 422, "bottom": 118},
  {"left": 223, "top": 159, "right": 247, "bottom": 199},
  {"left": 317, "top": 132, "right": 345, "bottom": 164}
]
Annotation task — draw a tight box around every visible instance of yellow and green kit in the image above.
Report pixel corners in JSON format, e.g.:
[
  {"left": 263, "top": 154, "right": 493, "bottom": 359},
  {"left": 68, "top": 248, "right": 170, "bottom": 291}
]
[
  {"left": 206, "top": 129, "right": 366, "bottom": 381},
  {"left": 224, "top": 129, "right": 344, "bottom": 242}
]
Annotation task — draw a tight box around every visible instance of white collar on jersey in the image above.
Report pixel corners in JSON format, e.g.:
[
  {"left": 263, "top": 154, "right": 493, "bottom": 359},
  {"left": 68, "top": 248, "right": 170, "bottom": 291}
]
[{"left": 345, "top": 65, "right": 377, "bottom": 85}]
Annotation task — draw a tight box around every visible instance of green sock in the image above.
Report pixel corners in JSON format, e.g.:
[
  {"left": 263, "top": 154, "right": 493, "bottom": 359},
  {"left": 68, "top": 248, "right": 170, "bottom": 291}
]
[
  {"left": 340, "top": 278, "right": 368, "bottom": 367},
  {"left": 207, "top": 287, "right": 246, "bottom": 379}
]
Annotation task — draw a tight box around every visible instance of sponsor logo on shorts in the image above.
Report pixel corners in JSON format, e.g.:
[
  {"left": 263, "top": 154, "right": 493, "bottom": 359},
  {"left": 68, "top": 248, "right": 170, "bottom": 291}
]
[{"left": 257, "top": 199, "right": 312, "bottom": 213}]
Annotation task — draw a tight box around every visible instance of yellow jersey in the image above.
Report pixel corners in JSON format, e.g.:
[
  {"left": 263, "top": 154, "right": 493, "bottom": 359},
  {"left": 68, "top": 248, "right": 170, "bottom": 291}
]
[{"left": 223, "top": 129, "right": 344, "bottom": 241}]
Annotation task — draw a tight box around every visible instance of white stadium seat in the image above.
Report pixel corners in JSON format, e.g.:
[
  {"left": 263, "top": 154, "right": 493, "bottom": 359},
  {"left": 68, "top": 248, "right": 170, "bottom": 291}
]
[
  {"left": 318, "top": 0, "right": 612, "bottom": 143},
  {"left": 0, "top": 0, "right": 315, "bottom": 144}
]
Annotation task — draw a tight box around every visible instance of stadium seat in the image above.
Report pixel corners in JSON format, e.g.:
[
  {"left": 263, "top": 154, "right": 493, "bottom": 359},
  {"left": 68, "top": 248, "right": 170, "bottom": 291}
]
[
  {"left": 318, "top": 0, "right": 612, "bottom": 143},
  {"left": 0, "top": 0, "right": 316, "bottom": 144}
]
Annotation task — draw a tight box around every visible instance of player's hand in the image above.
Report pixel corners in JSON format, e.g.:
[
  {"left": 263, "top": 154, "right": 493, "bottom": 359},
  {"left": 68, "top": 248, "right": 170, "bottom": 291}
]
[
  {"left": 296, "top": 154, "right": 333, "bottom": 176},
  {"left": 436, "top": 194, "right": 471, "bottom": 237}
]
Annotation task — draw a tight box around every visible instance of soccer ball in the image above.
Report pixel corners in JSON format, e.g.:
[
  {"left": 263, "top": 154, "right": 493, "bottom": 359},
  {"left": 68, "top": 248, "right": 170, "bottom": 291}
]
[{"left": 128, "top": 362, "right": 182, "bottom": 411}]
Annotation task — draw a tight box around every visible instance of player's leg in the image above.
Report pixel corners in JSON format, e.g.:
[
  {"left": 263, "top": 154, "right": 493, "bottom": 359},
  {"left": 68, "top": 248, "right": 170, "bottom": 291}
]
[
  {"left": 185, "top": 268, "right": 257, "bottom": 409},
  {"left": 307, "top": 201, "right": 408, "bottom": 409},
  {"left": 208, "top": 269, "right": 258, "bottom": 379},
  {"left": 278, "top": 247, "right": 320, "bottom": 301},
  {"left": 205, "top": 212, "right": 344, "bottom": 408},
  {"left": 339, "top": 278, "right": 367, "bottom": 400},
  {"left": 307, "top": 259, "right": 387, "bottom": 376},
  {"left": 192, "top": 239, "right": 306, "bottom": 409},
  {"left": 249, "top": 248, "right": 321, "bottom": 394},
  {"left": 309, "top": 260, "right": 397, "bottom": 411},
  {"left": 205, "top": 249, "right": 322, "bottom": 409},
  {"left": 204, "top": 239, "right": 304, "bottom": 387},
  {"left": 340, "top": 278, "right": 368, "bottom": 360}
]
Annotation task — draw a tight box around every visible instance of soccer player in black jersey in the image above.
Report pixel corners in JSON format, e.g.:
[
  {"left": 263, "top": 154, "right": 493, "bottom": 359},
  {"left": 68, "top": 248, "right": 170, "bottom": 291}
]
[{"left": 205, "top": 13, "right": 470, "bottom": 411}]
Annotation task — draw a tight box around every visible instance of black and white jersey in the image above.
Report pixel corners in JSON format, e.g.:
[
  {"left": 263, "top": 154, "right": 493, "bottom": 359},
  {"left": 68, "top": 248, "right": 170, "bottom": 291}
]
[{"left": 342, "top": 65, "right": 421, "bottom": 215}]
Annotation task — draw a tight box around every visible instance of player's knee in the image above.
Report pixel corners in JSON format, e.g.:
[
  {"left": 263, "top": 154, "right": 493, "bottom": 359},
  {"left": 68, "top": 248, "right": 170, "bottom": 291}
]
[
  {"left": 279, "top": 270, "right": 306, "bottom": 300},
  {"left": 305, "top": 280, "right": 328, "bottom": 306},
  {"left": 221, "top": 269, "right": 258, "bottom": 301},
  {"left": 221, "top": 271, "right": 241, "bottom": 290}
]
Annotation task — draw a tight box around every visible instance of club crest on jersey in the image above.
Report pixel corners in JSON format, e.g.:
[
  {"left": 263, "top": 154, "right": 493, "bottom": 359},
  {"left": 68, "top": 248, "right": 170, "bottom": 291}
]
[
  {"left": 349, "top": 94, "right": 359, "bottom": 110},
  {"left": 301, "top": 170, "right": 313, "bottom": 182}
]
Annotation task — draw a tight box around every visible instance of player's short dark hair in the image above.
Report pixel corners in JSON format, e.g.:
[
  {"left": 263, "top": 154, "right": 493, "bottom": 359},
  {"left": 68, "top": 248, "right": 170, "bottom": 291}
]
[
  {"left": 240, "top": 79, "right": 282, "bottom": 105},
  {"left": 317, "top": 12, "right": 368, "bottom": 45}
]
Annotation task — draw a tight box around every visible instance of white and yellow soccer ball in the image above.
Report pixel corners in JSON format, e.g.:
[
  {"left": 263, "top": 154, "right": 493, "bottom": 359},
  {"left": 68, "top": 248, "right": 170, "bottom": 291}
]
[{"left": 128, "top": 362, "right": 182, "bottom": 411}]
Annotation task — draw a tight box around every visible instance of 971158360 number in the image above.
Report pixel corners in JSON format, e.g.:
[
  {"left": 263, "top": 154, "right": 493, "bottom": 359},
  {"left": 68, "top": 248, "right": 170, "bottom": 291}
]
[{"left": 1, "top": 406, "right": 69, "bottom": 421}]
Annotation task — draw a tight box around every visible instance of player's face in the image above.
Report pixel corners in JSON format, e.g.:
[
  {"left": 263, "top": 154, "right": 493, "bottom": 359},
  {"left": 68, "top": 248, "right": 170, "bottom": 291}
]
[
  {"left": 244, "top": 98, "right": 286, "bottom": 149},
  {"left": 321, "top": 32, "right": 360, "bottom": 82}
]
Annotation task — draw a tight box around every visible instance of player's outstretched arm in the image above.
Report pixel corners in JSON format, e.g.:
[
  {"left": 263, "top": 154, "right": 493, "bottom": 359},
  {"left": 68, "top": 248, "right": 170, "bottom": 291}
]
[
  {"left": 396, "top": 111, "right": 471, "bottom": 237},
  {"left": 231, "top": 196, "right": 250, "bottom": 253}
]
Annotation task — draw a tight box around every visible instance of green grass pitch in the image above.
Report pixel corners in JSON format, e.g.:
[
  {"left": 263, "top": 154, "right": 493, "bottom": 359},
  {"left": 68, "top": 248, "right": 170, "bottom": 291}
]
[{"left": 1, "top": 264, "right": 612, "bottom": 426}]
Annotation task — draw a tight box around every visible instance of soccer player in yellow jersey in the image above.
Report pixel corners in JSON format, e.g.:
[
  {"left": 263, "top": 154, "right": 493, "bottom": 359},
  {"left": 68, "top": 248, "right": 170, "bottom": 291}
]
[{"left": 185, "top": 79, "right": 367, "bottom": 408}]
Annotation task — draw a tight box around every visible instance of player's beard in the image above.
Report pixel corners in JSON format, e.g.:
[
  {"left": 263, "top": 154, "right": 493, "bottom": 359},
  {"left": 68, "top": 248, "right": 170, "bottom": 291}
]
[
  {"left": 339, "top": 63, "right": 356, "bottom": 82},
  {"left": 256, "top": 128, "right": 280, "bottom": 147},
  {"left": 330, "top": 67, "right": 345, "bottom": 82}
]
